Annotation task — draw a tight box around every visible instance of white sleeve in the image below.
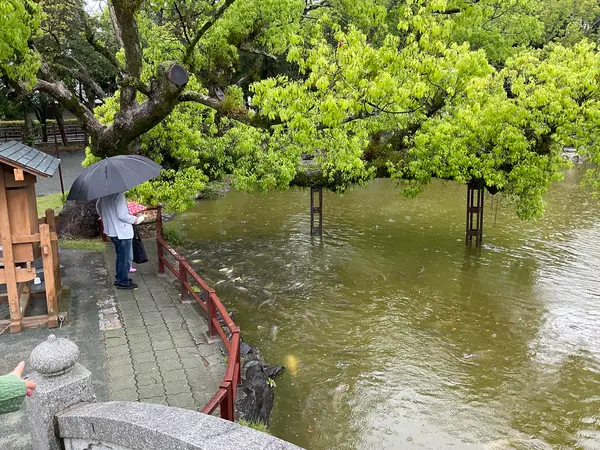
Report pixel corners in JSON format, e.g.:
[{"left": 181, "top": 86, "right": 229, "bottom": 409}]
[{"left": 114, "top": 194, "right": 137, "bottom": 225}]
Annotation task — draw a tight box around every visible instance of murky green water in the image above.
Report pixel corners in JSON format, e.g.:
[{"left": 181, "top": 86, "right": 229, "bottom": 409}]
[{"left": 173, "top": 169, "right": 600, "bottom": 450}]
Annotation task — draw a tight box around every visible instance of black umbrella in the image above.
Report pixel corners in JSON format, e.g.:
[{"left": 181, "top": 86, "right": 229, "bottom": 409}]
[{"left": 67, "top": 155, "right": 162, "bottom": 201}]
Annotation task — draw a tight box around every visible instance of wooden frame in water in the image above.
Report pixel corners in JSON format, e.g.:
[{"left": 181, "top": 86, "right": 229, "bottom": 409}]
[
  {"left": 310, "top": 186, "right": 323, "bottom": 235},
  {"left": 466, "top": 183, "right": 484, "bottom": 246}
]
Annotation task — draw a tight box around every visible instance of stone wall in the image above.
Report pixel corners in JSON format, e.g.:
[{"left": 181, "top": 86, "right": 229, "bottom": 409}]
[{"left": 59, "top": 402, "right": 301, "bottom": 450}]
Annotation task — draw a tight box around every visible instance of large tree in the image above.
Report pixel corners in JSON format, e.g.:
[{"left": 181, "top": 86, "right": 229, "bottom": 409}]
[{"left": 4, "top": 0, "right": 600, "bottom": 216}]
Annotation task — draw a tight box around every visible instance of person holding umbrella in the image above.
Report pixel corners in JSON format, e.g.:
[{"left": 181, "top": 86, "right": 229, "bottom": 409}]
[
  {"left": 96, "top": 193, "right": 144, "bottom": 289},
  {"left": 67, "top": 155, "right": 162, "bottom": 290}
]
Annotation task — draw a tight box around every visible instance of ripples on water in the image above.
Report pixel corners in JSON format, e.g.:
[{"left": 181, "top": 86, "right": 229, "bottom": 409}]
[{"left": 175, "top": 171, "right": 600, "bottom": 450}]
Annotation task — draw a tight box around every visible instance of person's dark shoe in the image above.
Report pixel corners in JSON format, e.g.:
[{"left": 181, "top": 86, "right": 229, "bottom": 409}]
[
  {"left": 114, "top": 279, "right": 133, "bottom": 286},
  {"left": 116, "top": 282, "right": 138, "bottom": 290}
]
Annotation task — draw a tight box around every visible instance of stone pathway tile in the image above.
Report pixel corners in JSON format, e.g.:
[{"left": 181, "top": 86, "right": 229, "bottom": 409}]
[{"left": 103, "top": 243, "right": 225, "bottom": 410}]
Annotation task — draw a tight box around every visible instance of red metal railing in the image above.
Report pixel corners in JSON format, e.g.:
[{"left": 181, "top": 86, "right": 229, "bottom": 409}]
[{"left": 148, "top": 206, "right": 240, "bottom": 421}]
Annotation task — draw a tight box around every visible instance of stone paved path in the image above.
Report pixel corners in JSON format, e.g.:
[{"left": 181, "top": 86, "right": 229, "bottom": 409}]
[{"left": 103, "top": 243, "right": 225, "bottom": 410}]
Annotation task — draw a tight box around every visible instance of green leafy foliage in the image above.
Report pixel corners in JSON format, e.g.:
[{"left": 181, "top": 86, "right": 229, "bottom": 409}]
[
  {"left": 8, "top": 0, "right": 600, "bottom": 219},
  {"left": 0, "top": 0, "right": 42, "bottom": 86}
]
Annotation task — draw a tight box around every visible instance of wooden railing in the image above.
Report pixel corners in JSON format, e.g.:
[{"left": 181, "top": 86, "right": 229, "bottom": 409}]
[
  {"left": 148, "top": 206, "right": 241, "bottom": 421},
  {"left": 0, "top": 124, "right": 87, "bottom": 144}
]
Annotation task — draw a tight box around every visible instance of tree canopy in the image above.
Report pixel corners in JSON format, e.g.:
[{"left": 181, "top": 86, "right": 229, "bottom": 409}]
[{"left": 3, "top": 0, "right": 600, "bottom": 216}]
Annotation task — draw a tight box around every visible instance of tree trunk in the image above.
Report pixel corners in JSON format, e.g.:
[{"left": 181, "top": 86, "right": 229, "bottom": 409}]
[
  {"left": 56, "top": 200, "right": 100, "bottom": 238},
  {"left": 53, "top": 103, "right": 69, "bottom": 146},
  {"left": 23, "top": 114, "right": 35, "bottom": 146}
]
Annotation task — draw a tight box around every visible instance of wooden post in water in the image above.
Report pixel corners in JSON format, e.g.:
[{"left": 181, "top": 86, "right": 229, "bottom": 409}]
[
  {"left": 310, "top": 186, "right": 323, "bottom": 235},
  {"left": 466, "top": 183, "right": 484, "bottom": 246}
]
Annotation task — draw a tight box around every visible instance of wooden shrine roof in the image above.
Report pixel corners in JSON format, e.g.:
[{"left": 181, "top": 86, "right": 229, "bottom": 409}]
[{"left": 0, "top": 141, "right": 60, "bottom": 178}]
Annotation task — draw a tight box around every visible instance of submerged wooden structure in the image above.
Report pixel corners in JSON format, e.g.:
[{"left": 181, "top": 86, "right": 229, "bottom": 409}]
[{"left": 0, "top": 141, "right": 63, "bottom": 333}]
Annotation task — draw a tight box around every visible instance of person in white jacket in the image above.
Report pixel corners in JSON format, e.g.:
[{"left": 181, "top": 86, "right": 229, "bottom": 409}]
[{"left": 96, "top": 193, "right": 144, "bottom": 289}]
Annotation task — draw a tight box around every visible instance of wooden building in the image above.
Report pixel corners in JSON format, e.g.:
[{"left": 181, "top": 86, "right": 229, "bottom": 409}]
[{"left": 0, "top": 141, "right": 63, "bottom": 333}]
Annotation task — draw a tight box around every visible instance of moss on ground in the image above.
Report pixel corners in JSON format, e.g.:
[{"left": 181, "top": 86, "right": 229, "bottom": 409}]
[
  {"left": 237, "top": 419, "right": 270, "bottom": 434},
  {"left": 59, "top": 238, "right": 105, "bottom": 251}
]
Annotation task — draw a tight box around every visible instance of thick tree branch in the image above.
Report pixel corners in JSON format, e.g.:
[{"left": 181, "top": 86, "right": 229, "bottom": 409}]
[
  {"left": 34, "top": 79, "right": 104, "bottom": 138},
  {"left": 54, "top": 55, "right": 106, "bottom": 100},
  {"left": 183, "top": 0, "right": 237, "bottom": 65},
  {"left": 179, "top": 91, "right": 223, "bottom": 109},
  {"left": 95, "top": 63, "right": 190, "bottom": 157},
  {"left": 179, "top": 91, "right": 277, "bottom": 129},
  {"left": 111, "top": 0, "right": 144, "bottom": 111},
  {"left": 239, "top": 43, "right": 279, "bottom": 61},
  {"left": 108, "top": 3, "right": 124, "bottom": 49},
  {"left": 82, "top": 16, "right": 121, "bottom": 70}
]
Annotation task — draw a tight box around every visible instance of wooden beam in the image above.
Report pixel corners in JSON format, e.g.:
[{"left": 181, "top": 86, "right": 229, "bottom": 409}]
[
  {"left": 22, "top": 314, "right": 50, "bottom": 329},
  {"left": 13, "top": 168, "right": 24, "bottom": 181},
  {"left": 45, "top": 209, "right": 56, "bottom": 231},
  {"left": 41, "top": 224, "right": 58, "bottom": 327},
  {"left": 12, "top": 232, "right": 57, "bottom": 244},
  {"left": 0, "top": 169, "right": 22, "bottom": 333}
]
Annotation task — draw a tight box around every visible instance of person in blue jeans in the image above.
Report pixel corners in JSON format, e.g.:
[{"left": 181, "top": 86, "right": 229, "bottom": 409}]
[{"left": 96, "top": 193, "right": 144, "bottom": 289}]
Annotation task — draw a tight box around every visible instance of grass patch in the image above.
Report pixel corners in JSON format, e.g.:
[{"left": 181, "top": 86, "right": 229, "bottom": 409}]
[
  {"left": 237, "top": 419, "right": 270, "bottom": 434},
  {"left": 37, "top": 193, "right": 67, "bottom": 216},
  {"left": 59, "top": 238, "right": 105, "bottom": 251},
  {"left": 162, "top": 225, "right": 186, "bottom": 246}
]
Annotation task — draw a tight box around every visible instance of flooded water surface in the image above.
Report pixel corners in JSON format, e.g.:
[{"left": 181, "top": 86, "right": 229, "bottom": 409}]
[{"left": 172, "top": 169, "right": 600, "bottom": 449}]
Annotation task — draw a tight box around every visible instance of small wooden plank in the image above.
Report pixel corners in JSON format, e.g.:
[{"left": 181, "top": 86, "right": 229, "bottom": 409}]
[
  {"left": 13, "top": 168, "right": 24, "bottom": 181},
  {"left": 19, "top": 286, "right": 30, "bottom": 318},
  {"left": 3, "top": 169, "right": 35, "bottom": 188},
  {"left": 22, "top": 314, "right": 50, "bottom": 329},
  {"left": 0, "top": 268, "right": 37, "bottom": 284}
]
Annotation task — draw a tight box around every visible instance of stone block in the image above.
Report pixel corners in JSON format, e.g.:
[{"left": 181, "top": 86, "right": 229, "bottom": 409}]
[
  {"left": 110, "top": 389, "right": 138, "bottom": 402},
  {"left": 110, "top": 376, "right": 136, "bottom": 394},
  {"left": 130, "top": 352, "right": 155, "bottom": 364},
  {"left": 180, "top": 356, "right": 204, "bottom": 369},
  {"left": 126, "top": 335, "right": 151, "bottom": 348},
  {"left": 138, "top": 383, "right": 165, "bottom": 400},
  {"left": 150, "top": 339, "right": 175, "bottom": 352},
  {"left": 109, "top": 365, "right": 135, "bottom": 381},
  {"left": 160, "top": 369, "right": 186, "bottom": 383},
  {"left": 125, "top": 326, "right": 149, "bottom": 336},
  {"left": 57, "top": 402, "right": 303, "bottom": 449},
  {"left": 106, "top": 345, "right": 130, "bottom": 358},
  {"left": 135, "top": 373, "right": 162, "bottom": 387},
  {"left": 134, "top": 361, "right": 160, "bottom": 375},
  {"left": 172, "top": 333, "right": 196, "bottom": 345},
  {"left": 164, "top": 383, "right": 192, "bottom": 396},
  {"left": 106, "top": 355, "right": 133, "bottom": 369},
  {"left": 104, "top": 336, "right": 128, "bottom": 348},
  {"left": 153, "top": 349, "right": 178, "bottom": 361},
  {"left": 128, "top": 340, "right": 153, "bottom": 354},
  {"left": 144, "top": 396, "right": 168, "bottom": 405},
  {"left": 166, "top": 393, "right": 195, "bottom": 409},
  {"left": 141, "top": 316, "right": 164, "bottom": 326},
  {"left": 26, "top": 335, "right": 96, "bottom": 450},
  {"left": 157, "top": 358, "right": 183, "bottom": 372}
]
